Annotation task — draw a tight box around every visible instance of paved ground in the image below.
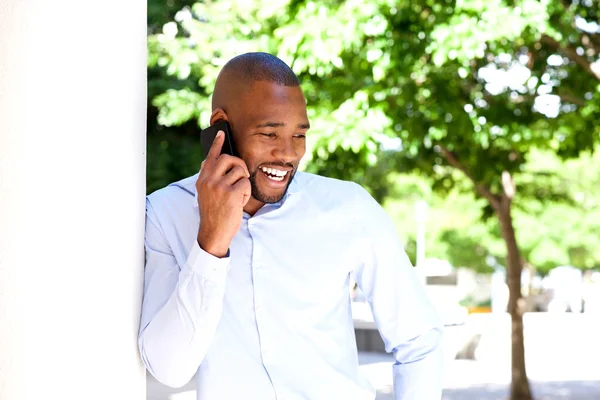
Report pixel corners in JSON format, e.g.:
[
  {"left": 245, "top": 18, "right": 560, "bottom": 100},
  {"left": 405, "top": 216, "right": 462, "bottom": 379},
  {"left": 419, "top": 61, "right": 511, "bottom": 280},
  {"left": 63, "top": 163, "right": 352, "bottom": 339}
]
[
  {"left": 441, "top": 380, "right": 600, "bottom": 400},
  {"left": 359, "top": 355, "right": 600, "bottom": 400},
  {"left": 147, "top": 313, "right": 600, "bottom": 399},
  {"left": 148, "top": 357, "right": 600, "bottom": 400}
]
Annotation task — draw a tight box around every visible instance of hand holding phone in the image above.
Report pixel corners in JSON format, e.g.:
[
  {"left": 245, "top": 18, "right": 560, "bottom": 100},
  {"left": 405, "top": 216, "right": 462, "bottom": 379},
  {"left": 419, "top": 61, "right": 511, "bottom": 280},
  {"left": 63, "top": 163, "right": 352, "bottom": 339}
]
[
  {"left": 195, "top": 122, "right": 250, "bottom": 258},
  {"left": 200, "top": 120, "right": 237, "bottom": 159}
]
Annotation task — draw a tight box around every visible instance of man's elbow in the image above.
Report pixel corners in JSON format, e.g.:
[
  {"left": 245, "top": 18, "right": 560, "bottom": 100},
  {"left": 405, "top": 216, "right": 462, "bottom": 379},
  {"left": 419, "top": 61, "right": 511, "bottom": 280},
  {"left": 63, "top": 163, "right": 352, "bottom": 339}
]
[
  {"left": 148, "top": 368, "right": 194, "bottom": 389},
  {"left": 139, "top": 337, "right": 196, "bottom": 389},
  {"left": 392, "top": 326, "right": 444, "bottom": 365}
]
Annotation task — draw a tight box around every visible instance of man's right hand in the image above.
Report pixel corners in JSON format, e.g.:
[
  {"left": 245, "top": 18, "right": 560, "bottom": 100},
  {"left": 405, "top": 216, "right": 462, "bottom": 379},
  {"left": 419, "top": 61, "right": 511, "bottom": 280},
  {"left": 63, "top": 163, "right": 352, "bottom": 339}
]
[{"left": 196, "top": 130, "right": 251, "bottom": 258}]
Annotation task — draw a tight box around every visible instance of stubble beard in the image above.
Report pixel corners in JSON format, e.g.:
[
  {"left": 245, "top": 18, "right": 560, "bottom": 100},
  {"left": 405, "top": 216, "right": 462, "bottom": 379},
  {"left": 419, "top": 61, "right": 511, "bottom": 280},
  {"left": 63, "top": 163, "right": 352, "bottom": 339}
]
[{"left": 248, "top": 167, "right": 296, "bottom": 204}]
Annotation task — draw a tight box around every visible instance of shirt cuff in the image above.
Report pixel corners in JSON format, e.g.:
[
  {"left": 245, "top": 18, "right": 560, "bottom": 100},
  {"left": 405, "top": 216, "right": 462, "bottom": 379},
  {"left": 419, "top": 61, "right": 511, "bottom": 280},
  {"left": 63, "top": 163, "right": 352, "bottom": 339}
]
[{"left": 184, "top": 241, "right": 231, "bottom": 283}]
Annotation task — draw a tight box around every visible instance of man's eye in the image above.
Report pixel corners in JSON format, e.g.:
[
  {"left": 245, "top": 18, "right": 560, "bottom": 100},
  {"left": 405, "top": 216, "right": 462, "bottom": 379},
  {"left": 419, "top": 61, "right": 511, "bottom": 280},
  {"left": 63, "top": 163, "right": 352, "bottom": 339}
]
[
  {"left": 260, "top": 132, "right": 276, "bottom": 138},
  {"left": 294, "top": 134, "right": 306, "bottom": 139}
]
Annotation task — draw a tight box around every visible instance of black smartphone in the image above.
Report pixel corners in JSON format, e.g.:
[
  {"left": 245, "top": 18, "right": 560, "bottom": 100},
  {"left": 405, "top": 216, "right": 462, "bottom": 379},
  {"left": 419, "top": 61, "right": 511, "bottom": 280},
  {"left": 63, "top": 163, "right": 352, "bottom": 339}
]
[{"left": 200, "top": 120, "right": 237, "bottom": 159}]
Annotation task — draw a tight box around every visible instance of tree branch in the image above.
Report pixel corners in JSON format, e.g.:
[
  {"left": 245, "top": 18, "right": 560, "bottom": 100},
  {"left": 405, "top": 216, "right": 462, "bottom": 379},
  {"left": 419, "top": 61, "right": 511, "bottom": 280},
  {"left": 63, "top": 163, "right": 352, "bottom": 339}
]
[
  {"left": 557, "top": 90, "right": 586, "bottom": 106},
  {"left": 581, "top": 34, "right": 600, "bottom": 55},
  {"left": 289, "top": 36, "right": 307, "bottom": 72},
  {"left": 587, "top": 33, "right": 600, "bottom": 50},
  {"left": 438, "top": 145, "right": 501, "bottom": 210},
  {"left": 540, "top": 34, "right": 600, "bottom": 81}
]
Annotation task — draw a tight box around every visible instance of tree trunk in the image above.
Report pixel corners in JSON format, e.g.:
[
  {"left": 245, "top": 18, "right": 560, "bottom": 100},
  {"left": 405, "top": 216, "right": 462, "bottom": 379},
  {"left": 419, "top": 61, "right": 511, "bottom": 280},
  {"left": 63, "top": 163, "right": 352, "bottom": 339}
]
[
  {"left": 437, "top": 149, "right": 535, "bottom": 399},
  {"left": 497, "top": 198, "right": 534, "bottom": 400}
]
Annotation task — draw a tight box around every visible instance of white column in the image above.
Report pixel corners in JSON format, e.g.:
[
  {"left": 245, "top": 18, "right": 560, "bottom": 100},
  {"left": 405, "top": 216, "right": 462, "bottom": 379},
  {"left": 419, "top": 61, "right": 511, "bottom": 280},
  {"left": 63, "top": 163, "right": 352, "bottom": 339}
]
[{"left": 0, "top": 1, "right": 147, "bottom": 399}]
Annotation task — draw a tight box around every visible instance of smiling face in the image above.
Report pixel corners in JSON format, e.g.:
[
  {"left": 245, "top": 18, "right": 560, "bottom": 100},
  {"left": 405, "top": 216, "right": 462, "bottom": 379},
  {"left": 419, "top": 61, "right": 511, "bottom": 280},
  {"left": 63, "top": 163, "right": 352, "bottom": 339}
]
[{"left": 211, "top": 80, "right": 310, "bottom": 210}]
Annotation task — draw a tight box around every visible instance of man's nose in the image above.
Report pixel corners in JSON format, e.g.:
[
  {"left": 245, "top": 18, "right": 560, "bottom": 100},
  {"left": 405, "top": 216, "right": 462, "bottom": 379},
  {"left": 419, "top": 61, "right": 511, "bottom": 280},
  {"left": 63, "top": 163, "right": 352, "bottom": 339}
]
[{"left": 273, "top": 138, "right": 297, "bottom": 162}]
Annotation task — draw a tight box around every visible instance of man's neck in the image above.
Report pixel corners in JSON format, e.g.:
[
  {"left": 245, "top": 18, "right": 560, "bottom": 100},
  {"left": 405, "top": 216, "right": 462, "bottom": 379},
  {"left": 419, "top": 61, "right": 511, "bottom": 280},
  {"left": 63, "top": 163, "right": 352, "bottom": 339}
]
[{"left": 243, "top": 197, "right": 264, "bottom": 216}]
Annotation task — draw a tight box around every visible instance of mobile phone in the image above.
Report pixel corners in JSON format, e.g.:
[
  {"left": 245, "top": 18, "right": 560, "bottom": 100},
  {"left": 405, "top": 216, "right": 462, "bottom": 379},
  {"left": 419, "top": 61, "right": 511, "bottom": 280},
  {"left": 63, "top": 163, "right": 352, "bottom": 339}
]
[{"left": 200, "top": 120, "right": 237, "bottom": 159}]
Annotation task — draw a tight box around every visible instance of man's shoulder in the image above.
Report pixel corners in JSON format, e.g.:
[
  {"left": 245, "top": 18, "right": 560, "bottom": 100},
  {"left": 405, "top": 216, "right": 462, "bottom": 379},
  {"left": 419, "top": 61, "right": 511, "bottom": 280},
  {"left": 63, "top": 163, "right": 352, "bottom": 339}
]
[
  {"left": 146, "top": 173, "right": 198, "bottom": 209},
  {"left": 292, "top": 172, "right": 374, "bottom": 211},
  {"left": 293, "top": 171, "right": 362, "bottom": 195},
  {"left": 292, "top": 172, "right": 384, "bottom": 227}
]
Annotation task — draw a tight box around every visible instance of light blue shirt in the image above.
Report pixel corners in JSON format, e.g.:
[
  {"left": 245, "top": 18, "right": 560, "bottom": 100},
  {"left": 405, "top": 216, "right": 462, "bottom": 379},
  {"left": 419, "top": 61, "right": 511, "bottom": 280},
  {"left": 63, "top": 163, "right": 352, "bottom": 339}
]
[{"left": 139, "top": 171, "right": 444, "bottom": 400}]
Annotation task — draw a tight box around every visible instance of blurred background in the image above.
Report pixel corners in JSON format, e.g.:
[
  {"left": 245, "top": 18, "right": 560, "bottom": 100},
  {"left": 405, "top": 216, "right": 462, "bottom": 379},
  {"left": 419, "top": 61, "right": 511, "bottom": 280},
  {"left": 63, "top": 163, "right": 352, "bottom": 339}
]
[{"left": 145, "top": 0, "right": 600, "bottom": 399}]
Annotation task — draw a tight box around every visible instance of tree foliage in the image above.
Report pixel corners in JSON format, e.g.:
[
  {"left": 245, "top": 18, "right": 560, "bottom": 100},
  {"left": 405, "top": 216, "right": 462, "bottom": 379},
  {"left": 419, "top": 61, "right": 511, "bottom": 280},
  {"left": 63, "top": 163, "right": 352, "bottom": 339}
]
[
  {"left": 385, "top": 148, "right": 600, "bottom": 274},
  {"left": 147, "top": 0, "right": 599, "bottom": 189}
]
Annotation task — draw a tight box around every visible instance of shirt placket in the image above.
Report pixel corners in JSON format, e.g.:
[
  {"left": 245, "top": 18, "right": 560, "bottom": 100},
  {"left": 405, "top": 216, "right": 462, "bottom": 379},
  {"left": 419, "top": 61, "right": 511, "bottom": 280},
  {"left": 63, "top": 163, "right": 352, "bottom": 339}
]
[{"left": 248, "top": 216, "right": 286, "bottom": 400}]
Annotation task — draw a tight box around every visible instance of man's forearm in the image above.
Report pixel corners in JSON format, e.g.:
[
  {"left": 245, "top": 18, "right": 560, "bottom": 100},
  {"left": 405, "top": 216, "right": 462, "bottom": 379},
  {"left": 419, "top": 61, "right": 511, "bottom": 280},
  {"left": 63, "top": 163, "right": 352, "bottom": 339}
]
[{"left": 139, "top": 244, "right": 229, "bottom": 388}]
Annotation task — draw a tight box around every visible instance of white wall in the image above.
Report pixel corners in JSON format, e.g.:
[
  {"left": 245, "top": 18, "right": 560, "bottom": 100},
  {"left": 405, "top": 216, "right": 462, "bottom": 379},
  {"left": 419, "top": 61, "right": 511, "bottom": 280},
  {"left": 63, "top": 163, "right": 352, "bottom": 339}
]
[{"left": 0, "top": 1, "right": 147, "bottom": 398}]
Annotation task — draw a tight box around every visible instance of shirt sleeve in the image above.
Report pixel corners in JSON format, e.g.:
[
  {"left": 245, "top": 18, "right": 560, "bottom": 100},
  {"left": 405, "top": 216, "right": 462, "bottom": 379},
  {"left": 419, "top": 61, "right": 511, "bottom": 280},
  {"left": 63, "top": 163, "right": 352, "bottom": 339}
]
[
  {"left": 138, "top": 198, "right": 230, "bottom": 388},
  {"left": 351, "top": 185, "right": 444, "bottom": 400}
]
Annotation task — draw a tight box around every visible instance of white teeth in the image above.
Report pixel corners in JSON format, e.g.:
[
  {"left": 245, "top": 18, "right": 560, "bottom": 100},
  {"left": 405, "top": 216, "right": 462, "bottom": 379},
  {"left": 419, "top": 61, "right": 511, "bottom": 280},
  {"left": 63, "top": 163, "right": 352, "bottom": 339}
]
[{"left": 261, "top": 167, "right": 288, "bottom": 178}]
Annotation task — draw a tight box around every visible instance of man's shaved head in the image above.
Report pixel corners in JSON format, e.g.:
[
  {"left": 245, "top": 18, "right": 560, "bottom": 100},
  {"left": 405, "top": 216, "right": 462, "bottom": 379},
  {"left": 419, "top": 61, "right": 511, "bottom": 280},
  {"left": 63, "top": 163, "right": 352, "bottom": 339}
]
[{"left": 212, "top": 52, "right": 300, "bottom": 112}]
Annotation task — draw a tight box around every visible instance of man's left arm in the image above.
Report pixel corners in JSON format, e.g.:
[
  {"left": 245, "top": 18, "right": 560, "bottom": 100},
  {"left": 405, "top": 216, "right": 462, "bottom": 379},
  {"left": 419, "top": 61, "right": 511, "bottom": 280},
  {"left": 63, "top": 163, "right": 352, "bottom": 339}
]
[{"left": 351, "top": 184, "right": 444, "bottom": 399}]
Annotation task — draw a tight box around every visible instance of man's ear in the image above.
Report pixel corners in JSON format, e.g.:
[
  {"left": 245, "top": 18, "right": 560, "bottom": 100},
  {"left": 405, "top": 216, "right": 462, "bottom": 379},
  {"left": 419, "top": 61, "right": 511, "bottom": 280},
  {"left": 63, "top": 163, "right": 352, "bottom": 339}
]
[{"left": 209, "top": 108, "right": 228, "bottom": 126}]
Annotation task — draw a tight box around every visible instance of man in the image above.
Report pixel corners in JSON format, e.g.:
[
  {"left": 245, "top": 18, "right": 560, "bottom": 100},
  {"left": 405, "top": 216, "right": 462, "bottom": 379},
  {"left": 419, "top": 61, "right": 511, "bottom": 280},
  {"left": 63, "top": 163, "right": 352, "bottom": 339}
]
[{"left": 139, "top": 52, "right": 444, "bottom": 400}]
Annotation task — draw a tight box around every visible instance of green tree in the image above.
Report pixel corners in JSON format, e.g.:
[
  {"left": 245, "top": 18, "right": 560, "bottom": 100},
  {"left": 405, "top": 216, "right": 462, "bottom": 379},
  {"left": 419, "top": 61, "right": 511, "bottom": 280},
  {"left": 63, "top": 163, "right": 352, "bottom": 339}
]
[
  {"left": 383, "top": 172, "right": 502, "bottom": 272},
  {"left": 147, "top": 1, "right": 600, "bottom": 398},
  {"left": 383, "top": 148, "right": 600, "bottom": 274}
]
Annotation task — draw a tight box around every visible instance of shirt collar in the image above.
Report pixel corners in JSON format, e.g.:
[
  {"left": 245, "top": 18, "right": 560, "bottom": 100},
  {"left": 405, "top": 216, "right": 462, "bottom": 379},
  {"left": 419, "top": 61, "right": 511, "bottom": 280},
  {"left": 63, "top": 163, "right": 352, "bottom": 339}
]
[
  {"left": 193, "top": 172, "right": 301, "bottom": 208},
  {"left": 286, "top": 172, "right": 301, "bottom": 195}
]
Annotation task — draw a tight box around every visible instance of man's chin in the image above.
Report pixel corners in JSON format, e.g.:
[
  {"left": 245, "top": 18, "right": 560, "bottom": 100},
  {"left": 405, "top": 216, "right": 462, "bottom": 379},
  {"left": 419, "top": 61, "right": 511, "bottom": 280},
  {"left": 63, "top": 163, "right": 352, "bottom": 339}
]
[
  {"left": 250, "top": 167, "right": 295, "bottom": 204},
  {"left": 252, "top": 186, "right": 287, "bottom": 204}
]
